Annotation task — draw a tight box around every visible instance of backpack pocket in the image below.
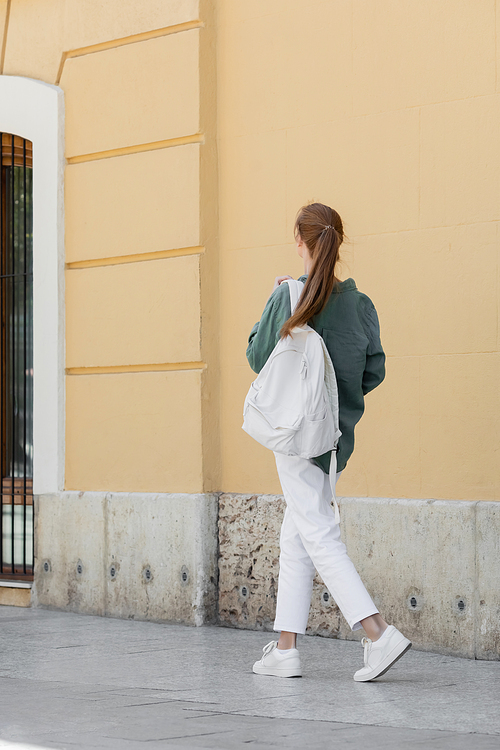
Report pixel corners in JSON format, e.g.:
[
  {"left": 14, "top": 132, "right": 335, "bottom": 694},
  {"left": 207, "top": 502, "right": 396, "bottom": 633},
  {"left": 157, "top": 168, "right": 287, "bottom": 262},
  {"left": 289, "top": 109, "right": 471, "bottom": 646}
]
[
  {"left": 243, "top": 396, "right": 303, "bottom": 454},
  {"left": 299, "top": 406, "right": 336, "bottom": 458}
]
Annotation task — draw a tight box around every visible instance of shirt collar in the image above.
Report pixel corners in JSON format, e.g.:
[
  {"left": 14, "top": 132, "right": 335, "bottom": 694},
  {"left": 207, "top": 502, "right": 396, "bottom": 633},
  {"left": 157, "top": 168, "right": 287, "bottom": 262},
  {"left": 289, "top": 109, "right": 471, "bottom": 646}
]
[{"left": 298, "top": 275, "right": 357, "bottom": 293}]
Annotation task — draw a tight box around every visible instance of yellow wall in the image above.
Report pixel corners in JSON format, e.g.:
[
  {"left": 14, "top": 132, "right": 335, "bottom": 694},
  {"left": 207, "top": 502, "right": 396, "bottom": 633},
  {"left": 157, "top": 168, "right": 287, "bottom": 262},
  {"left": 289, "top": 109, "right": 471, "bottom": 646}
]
[
  {"left": 1, "top": 0, "right": 219, "bottom": 494},
  {"left": 217, "top": 0, "right": 500, "bottom": 501},
  {"left": 1, "top": 1, "right": 498, "bottom": 501}
]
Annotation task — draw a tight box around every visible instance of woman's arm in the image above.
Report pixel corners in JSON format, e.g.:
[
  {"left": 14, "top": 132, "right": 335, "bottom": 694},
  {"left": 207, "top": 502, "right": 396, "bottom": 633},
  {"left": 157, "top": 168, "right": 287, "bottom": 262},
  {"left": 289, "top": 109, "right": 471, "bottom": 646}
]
[
  {"left": 361, "top": 300, "right": 386, "bottom": 395},
  {"left": 246, "top": 280, "right": 292, "bottom": 374}
]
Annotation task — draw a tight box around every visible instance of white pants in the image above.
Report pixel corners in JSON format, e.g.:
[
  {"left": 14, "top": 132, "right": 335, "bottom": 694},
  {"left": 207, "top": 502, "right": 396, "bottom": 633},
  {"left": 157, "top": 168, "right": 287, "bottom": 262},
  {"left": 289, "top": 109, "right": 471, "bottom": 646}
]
[{"left": 273, "top": 453, "right": 379, "bottom": 634}]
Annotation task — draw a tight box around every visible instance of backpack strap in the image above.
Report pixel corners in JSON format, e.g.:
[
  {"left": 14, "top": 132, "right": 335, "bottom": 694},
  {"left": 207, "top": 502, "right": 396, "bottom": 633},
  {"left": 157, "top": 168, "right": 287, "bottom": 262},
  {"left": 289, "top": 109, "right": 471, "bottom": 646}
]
[
  {"left": 321, "top": 338, "right": 342, "bottom": 444},
  {"left": 285, "top": 277, "right": 340, "bottom": 524},
  {"left": 329, "top": 450, "right": 340, "bottom": 524},
  {"left": 283, "top": 279, "right": 304, "bottom": 314}
]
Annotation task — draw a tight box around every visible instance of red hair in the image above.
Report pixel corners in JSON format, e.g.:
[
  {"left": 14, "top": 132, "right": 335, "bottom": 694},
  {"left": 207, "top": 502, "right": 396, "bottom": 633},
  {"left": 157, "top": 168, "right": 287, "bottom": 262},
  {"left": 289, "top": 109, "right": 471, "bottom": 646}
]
[{"left": 281, "top": 203, "right": 343, "bottom": 338}]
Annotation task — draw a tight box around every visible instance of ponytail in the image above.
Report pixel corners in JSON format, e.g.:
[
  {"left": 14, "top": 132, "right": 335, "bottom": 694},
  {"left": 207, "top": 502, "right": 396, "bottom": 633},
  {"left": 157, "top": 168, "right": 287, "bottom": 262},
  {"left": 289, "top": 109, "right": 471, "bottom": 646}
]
[{"left": 280, "top": 203, "right": 343, "bottom": 338}]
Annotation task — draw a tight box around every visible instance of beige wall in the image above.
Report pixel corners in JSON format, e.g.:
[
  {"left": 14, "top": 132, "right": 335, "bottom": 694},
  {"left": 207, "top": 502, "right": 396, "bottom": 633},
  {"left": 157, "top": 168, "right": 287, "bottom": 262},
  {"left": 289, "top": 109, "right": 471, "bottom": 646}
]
[
  {"left": 1, "top": 0, "right": 219, "bottom": 494},
  {"left": 1, "top": 1, "right": 498, "bottom": 501},
  {"left": 217, "top": 0, "right": 500, "bottom": 501}
]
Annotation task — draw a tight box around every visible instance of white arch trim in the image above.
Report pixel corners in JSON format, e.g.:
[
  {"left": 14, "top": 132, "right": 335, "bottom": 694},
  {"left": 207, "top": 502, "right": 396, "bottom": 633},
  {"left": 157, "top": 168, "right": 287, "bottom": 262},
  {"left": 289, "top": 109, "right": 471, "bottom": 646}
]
[{"left": 0, "top": 75, "right": 65, "bottom": 494}]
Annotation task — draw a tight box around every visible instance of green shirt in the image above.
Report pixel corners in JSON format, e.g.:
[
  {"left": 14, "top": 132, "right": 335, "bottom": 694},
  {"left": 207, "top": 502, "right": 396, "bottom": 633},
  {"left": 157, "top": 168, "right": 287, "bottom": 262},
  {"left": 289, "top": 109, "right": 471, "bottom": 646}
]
[{"left": 246, "top": 277, "right": 385, "bottom": 473}]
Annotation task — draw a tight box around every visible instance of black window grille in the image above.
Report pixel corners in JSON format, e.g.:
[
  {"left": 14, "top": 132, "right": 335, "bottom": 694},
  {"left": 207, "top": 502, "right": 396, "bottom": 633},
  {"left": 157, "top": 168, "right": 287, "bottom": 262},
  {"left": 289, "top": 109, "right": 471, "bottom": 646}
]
[{"left": 0, "top": 133, "right": 34, "bottom": 581}]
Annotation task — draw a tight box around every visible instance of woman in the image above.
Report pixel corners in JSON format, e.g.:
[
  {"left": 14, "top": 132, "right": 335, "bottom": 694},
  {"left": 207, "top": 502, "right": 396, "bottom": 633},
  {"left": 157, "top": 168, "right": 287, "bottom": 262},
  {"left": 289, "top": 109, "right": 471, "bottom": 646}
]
[{"left": 246, "top": 202, "right": 411, "bottom": 682}]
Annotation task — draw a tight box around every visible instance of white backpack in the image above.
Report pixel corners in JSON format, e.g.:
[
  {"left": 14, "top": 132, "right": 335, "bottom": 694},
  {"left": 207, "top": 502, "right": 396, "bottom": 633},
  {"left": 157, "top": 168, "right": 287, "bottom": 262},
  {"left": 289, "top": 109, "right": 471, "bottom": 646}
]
[{"left": 242, "top": 280, "right": 342, "bottom": 522}]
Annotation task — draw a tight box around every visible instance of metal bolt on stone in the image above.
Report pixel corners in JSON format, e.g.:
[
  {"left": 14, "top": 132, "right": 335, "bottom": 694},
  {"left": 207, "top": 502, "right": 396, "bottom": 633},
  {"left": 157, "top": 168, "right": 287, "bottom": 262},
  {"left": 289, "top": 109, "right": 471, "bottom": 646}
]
[
  {"left": 321, "top": 589, "right": 332, "bottom": 607},
  {"left": 407, "top": 593, "right": 424, "bottom": 612},
  {"left": 240, "top": 585, "right": 249, "bottom": 600}
]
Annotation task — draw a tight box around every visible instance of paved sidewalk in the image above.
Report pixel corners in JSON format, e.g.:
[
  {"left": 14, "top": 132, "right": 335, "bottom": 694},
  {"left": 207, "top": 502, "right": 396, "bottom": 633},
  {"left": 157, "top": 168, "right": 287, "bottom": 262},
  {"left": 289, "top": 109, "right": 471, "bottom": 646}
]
[{"left": 0, "top": 607, "right": 499, "bottom": 749}]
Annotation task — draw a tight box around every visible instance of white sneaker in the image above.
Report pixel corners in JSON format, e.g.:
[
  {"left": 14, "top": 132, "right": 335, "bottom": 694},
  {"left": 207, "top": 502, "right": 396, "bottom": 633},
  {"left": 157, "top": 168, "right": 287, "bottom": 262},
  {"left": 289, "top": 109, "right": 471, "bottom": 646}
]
[
  {"left": 252, "top": 641, "right": 302, "bottom": 678},
  {"left": 353, "top": 625, "right": 412, "bottom": 682}
]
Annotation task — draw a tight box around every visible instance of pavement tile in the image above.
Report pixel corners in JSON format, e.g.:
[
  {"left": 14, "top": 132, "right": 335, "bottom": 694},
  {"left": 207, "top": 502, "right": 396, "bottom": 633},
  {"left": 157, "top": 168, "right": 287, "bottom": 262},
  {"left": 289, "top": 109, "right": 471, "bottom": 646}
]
[{"left": 0, "top": 607, "right": 499, "bottom": 749}]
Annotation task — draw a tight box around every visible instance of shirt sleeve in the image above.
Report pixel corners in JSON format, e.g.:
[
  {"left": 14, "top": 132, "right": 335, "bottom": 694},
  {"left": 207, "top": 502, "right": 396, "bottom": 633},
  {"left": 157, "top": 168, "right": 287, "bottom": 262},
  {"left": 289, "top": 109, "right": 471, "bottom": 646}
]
[
  {"left": 246, "top": 283, "right": 291, "bottom": 374},
  {"left": 361, "top": 300, "right": 386, "bottom": 395}
]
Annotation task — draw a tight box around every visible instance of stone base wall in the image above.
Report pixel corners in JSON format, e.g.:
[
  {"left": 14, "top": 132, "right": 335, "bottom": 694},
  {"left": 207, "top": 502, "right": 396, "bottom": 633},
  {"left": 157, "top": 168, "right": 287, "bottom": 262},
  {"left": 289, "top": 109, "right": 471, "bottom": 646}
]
[
  {"left": 32, "top": 492, "right": 219, "bottom": 626},
  {"left": 218, "top": 493, "right": 500, "bottom": 660},
  {"left": 30, "top": 489, "right": 500, "bottom": 660},
  {"left": 218, "top": 493, "right": 341, "bottom": 637}
]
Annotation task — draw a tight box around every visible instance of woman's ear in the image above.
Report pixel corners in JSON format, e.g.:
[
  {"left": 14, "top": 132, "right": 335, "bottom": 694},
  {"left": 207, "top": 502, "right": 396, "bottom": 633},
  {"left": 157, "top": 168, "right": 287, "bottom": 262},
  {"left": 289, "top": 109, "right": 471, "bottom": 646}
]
[{"left": 296, "top": 235, "right": 305, "bottom": 258}]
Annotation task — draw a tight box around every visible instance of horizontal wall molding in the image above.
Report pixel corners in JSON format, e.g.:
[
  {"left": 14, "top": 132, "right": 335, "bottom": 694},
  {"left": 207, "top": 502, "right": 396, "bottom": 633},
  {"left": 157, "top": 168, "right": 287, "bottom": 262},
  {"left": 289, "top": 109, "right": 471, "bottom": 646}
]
[
  {"left": 0, "top": 580, "right": 32, "bottom": 589},
  {"left": 66, "top": 132, "right": 204, "bottom": 165},
  {"left": 66, "top": 362, "right": 206, "bottom": 376},
  {"left": 56, "top": 19, "right": 204, "bottom": 84},
  {"left": 66, "top": 245, "right": 204, "bottom": 270}
]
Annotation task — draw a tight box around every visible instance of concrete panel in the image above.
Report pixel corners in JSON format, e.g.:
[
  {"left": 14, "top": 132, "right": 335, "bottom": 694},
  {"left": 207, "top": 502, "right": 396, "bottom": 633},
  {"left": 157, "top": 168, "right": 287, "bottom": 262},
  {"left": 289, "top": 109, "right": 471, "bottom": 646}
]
[
  {"left": 65, "top": 145, "right": 200, "bottom": 263},
  {"left": 339, "top": 498, "right": 477, "bottom": 657},
  {"left": 419, "top": 354, "right": 500, "bottom": 501},
  {"left": 33, "top": 491, "right": 218, "bottom": 626},
  {"left": 352, "top": 0, "right": 496, "bottom": 115},
  {"left": 65, "top": 255, "right": 201, "bottom": 368},
  {"left": 33, "top": 493, "right": 106, "bottom": 615},
  {"left": 219, "top": 130, "right": 287, "bottom": 251},
  {"left": 476, "top": 501, "right": 500, "bottom": 660},
  {"left": 105, "top": 492, "right": 218, "bottom": 625},
  {"left": 218, "top": 493, "right": 341, "bottom": 636},
  {"left": 62, "top": 31, "right": 200, "bottom": 157},
  {"left": 286, "top": 110, "right": 419, "bottom": 238},
  {"left": 420, "top": 95, "right": 500, "bottom": 229},
  {"left": 65, "top": 370, "right": 203, "bottom": 493},
  {"left": 351, "top": 223, "right": 498, "bottom": 358}
]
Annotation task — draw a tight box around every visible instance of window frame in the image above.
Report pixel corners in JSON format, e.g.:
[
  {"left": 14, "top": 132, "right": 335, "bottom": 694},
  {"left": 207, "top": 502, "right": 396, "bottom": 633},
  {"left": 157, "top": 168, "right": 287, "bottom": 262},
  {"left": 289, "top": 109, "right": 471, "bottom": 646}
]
[{"left": 0, "top": 76, "right": 65, "bottom": 495}]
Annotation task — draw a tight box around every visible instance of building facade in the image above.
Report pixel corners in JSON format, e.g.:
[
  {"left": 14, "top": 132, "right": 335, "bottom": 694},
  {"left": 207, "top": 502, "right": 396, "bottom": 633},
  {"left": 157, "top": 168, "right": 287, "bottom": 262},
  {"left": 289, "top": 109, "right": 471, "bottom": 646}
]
[{"left": 0, "top": 0, "right": 498, "bottom": 658}]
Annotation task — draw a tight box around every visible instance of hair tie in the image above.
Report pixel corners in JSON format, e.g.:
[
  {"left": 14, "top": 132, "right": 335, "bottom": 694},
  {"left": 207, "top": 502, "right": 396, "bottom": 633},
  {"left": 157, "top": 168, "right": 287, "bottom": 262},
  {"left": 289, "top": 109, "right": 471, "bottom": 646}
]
[{"left": 323, "top": 225, "right": 334, "bottom": 231}]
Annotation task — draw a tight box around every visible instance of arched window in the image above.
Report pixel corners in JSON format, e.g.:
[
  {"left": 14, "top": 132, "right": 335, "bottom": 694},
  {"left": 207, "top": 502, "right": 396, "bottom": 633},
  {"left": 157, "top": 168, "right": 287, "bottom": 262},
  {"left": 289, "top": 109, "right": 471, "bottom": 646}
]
[
  {"left": 0, "top": 133, "right": 33, "bottom": 579},
  {"left": 0, "top": 76, "right": 65, "bottom": 583}
]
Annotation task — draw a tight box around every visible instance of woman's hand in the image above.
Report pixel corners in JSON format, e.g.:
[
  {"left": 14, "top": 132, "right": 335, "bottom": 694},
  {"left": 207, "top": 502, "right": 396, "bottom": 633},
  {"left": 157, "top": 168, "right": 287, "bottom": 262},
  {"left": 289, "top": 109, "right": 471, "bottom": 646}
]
[{"left": 271, "top": 275, "right": 293, "bottom": 296}]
